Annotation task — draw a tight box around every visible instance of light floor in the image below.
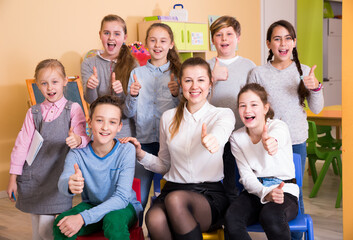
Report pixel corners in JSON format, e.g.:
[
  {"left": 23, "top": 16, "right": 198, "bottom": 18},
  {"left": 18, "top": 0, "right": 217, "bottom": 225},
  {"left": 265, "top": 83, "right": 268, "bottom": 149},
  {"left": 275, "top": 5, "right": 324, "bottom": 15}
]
[{"left": 0, "top": 162, "right": 342, "bottom": 240}]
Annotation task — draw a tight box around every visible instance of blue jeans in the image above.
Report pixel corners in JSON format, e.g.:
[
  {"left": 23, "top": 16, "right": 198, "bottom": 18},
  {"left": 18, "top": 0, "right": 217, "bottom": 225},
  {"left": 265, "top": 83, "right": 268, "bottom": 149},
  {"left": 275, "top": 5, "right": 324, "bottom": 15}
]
[
  {"left": 135, "top": 142, "right": 160, "bottom": 224},
  {"left": 291, "top": 142, "right": 307, "bottom": 240}
]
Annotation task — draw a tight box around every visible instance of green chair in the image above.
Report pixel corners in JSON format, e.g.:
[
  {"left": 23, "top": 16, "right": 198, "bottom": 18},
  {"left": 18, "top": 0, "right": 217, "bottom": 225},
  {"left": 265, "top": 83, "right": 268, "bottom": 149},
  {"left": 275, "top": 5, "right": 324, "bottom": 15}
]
[
  {"left": 306, "top": 121, "right": 342, "bottom": 208},
  {"left": 316, "top": 125, "right": 342, "bottom": 175}
]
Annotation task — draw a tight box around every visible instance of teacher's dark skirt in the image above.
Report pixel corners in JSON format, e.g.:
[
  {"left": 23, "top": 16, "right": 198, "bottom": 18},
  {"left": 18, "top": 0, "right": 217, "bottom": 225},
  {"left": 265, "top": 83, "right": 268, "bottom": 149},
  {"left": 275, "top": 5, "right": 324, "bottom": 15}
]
[{"left": 154, "top": 181, "right": 229, "bottom": 230}]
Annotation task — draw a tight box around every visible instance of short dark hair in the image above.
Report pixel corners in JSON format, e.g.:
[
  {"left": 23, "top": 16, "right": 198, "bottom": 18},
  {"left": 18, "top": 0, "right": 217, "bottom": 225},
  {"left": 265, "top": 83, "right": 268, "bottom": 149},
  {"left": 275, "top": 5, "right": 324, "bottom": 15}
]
[{"left": 89, "top": 95, "right": 124, "bottom": 123}]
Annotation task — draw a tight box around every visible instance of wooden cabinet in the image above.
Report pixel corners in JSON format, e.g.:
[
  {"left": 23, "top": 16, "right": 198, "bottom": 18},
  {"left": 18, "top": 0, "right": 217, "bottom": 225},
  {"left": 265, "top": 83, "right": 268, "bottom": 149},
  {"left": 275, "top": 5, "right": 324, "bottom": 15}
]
[{"left": 138, "top": 20, "right": 208, "bottom": 61}]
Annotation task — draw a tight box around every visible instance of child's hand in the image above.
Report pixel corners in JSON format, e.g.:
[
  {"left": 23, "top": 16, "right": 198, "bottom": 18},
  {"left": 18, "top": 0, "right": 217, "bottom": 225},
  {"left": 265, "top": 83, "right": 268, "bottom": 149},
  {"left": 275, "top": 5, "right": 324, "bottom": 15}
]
[
  {"left": 68, "top": 164, "right": 84, "bottom": 194},
  {"left": 57, "top": 214, "right": 84, "bottom": 237},
  {"left": 303, "top": 65, "right": 319, "bottom": 90},
  {"left": 7, "top": 174, "right": 17, "bottom": 202},
  {"left": 201, "top": 123, "right": 219, "bottom": 153},
  {"left": 262, "top": 124, "right": 278, "bottom": 156},
  {"left": 66, "top": 127, "right": 82, "bottom": 149},
  {"left": 111, "top": 72, "right": 123, "bottom": 94},
  {"left": 119, "top": 137, "right": 146, "bottom": 160},
  {"left": 87, "top": 66, "right": 99, "bottom": 89},
  {"left": 212, "top": 58, "right": 228, "bottom": 82},
  {"left": 265, "top": 182, "right": 284, "bottom": 204},
  {"left": 168, "top": 73, "right": 179, "bottom": 97},
  {"left": 130, "top": 74, "right": 141, "bottom": 97}
]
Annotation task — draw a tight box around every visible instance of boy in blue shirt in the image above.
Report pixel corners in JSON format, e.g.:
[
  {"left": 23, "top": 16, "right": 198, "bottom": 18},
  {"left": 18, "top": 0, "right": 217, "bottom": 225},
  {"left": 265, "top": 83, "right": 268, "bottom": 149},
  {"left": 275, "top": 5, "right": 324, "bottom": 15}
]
[{"left": 53, "top": 95, "right": 142, "bottom": 240}]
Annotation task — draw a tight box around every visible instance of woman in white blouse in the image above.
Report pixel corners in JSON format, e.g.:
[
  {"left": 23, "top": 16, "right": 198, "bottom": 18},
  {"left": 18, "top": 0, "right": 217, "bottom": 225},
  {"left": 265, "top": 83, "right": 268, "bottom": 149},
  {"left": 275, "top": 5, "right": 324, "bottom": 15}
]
[
  {"left": 226, "top": 83, "right": 299, "bottom": 240},
  {"left": 120, "top": 57, "right": 235, "bottom": 240}
]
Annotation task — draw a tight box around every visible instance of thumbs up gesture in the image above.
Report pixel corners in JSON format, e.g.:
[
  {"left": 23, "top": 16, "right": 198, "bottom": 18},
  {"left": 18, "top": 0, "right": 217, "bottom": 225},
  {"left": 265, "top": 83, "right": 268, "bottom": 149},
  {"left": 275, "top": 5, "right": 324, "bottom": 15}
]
[
  {"left": 201, "top": 123, "right": 219, "bottom": 153},
  {"left": 303, "top": 65, "right": 320, "bottom": 90},
  {"left": 68, "top": 163, "right": 84, "bottom": 194},
  {"left": 168, "top": 73, "right": 179, "bottom": 97},
  {"left": 130, "top": 74, "right": 141, "bottom": 97},
  {"left": 265, "top": 182, "right": 285, "bottom": 204},
  {"left": 66, "top": 127, "right": 82, "bottom": 149},
  {"left": 111, "top": 72, "right": 123, "bottom": 94},
  {"left": 212, "top": 58, "right": 228, "bottom": 83},
  {"left": 261, "top": 124, "right": 278, "bottom": 156},
  {"left": 87, "top": 66, "right": 99, "bottom": 89}
]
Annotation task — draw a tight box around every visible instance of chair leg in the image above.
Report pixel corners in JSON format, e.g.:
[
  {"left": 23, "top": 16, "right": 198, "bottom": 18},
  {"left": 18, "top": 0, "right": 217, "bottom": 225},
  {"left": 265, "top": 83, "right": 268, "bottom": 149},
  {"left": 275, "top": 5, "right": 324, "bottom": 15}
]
[
  {"left": 331, "top": 158, "right": 339, "bottom": 175},
  {"left": 308, "top": 156, "right": 318, "bottom": 183},
  {"left": 309, "top": 154, "right": 333, "bottom": 198},
  {"left": 335, "top": 178, "right": 342, "bottom": 208}
]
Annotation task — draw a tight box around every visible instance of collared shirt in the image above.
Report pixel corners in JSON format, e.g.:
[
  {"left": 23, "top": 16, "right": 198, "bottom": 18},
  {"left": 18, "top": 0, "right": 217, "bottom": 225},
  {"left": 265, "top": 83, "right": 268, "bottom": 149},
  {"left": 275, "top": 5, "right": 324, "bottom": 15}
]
[
  {"left": 140, "top": 101, "right": 235, "bottom": 183},
  {"left": 124, "top": 61, "right": 179, "bottom": 143},
  {"left": 10, "top": 97, "right": 90, "bottom": 175}
]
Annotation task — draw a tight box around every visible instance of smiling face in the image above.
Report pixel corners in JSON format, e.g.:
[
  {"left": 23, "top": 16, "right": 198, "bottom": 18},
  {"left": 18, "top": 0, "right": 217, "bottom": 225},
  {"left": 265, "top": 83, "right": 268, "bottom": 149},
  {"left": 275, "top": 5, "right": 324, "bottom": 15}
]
[
  {"left": 181, "top": 65, "right": 211, "bottom": 113},
  {"left": 238, "top": 90, "right": 269, "bottom": 131},
  {"left": 267, "top": 25, "right": 296, "bottom": 65},
  {"left": 212, "top": 26, "right": 240, "bottom": 59},
  {"left": 146, "top": 26, "right": 174, "bottom": 66},
  {"left": 36, "top": 68, "right": 68, "bottom": 103},
  {"left": 99, "top": 20, "right": 127, "bottom": 60},
  {"left": 89, "top": 103, "right": 122, "bottom": 147}
]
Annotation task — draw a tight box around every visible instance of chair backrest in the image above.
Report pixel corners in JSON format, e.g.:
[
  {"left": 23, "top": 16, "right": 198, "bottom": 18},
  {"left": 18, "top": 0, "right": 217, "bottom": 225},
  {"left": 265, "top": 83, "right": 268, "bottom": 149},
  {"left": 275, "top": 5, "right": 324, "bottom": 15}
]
[
  {"left": 293, "top": 153, "right": 302, "bottom": 188},
  {"left": 26, "top": 78, "right": 89, "bottom": 121},
  {"left": 132, "top": 178, "right": 141, "bottom": 203}
]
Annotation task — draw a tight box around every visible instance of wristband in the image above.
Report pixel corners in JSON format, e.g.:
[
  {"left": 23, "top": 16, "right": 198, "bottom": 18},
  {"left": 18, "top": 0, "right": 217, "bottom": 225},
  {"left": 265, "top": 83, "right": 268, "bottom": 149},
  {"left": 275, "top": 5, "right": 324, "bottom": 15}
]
[{"left": 311, "top": 82, "right": 322, "bottom": 92}]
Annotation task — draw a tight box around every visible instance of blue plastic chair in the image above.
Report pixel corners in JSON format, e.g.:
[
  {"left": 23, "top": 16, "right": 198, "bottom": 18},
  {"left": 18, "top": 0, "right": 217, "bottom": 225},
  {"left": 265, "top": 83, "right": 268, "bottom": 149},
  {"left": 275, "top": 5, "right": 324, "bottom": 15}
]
[{"left": 246, "top": 153, "right": 314, "bottom": 240}]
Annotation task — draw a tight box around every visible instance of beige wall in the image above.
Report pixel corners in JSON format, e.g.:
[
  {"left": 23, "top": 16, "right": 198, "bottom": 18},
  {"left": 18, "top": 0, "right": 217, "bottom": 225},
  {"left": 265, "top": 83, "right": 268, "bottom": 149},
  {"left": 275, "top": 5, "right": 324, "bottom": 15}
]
[{"left": 0, "top": 0, "right": 261, "bottom": 190}]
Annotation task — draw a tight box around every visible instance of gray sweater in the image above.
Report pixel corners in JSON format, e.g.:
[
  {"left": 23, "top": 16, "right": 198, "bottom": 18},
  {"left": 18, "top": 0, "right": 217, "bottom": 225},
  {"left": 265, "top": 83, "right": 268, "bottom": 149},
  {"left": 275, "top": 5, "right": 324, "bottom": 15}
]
[
  {"left": 81, "top": 53, "right": 136, "bottom": 138},
  {"left": 208, "top": 56, "right": 256, "bottom": 130},
  {"left": 248, "top": 61, "right": 324, "bottom": 144}
]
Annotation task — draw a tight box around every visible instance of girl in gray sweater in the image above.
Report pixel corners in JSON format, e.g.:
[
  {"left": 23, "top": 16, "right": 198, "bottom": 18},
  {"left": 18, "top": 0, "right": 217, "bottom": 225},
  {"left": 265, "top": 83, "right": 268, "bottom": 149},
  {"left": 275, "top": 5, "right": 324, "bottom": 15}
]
[{"left": 248, "top": 20, "right": 323, "bottom": 240}]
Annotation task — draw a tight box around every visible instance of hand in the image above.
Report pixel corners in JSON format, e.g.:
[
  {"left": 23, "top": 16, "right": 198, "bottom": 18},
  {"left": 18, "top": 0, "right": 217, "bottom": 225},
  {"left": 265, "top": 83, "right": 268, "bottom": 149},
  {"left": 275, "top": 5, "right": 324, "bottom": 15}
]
[
  {"left": 303, "top": 65, "right": 319, "bottom": 90},
  {"left": 201, "top": 123, "right": 219, "bottom": 153},
  {"left": 57, "top": 214, "right": 84, "bottom": 237},
  {"left": 168, "top": 73, "right": 179, "bottom": 97},
  {"left": 111, "top": 72, "right": 123, "bottom": 94},
  {"left": 265, "top": 182, "right": 285, "bottom": 204},
  {"left": 119, "top": 137, "right": 146, "bottom": 160},
  {"left": 66, "top": 127, "right": 82, "bottom": 149},
  {"left": 130, "top": 74, "right": 141, "bottom": 97},
  {"left": 261, "top": 124, "right": 278, "bottom": 156},
  {"left": 68, "top": 164, "right": 84, "bottom": 194},
  {"left": 212, "top": 58, "right": 228, "bottom": 82},
  {"left": 87, "top": 66, "right": 99, "bottom": 89},
  {"left": 7, "top": 174, "right": 17, "bottom": 202}
]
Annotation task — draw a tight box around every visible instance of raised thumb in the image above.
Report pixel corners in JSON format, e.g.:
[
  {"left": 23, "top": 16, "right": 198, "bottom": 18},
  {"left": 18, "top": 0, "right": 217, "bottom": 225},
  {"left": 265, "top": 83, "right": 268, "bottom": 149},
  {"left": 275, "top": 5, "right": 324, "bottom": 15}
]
[
  {"left": 277, "top": 182, "right": 285, "bottom": 189},
  {"left": 170, "top": 73, "right": 174, "bottom": 82},
  {"left": 68, "top": 127, "right": 74, "bottom": 136},
  {"left": 74, "top": 163, "right": 82, "bottom": 176},
  {"left": 111, "top": 72, "right": 116, "bottom": 83},
  {"left": 133, "top": 74, "right": 139, "bottom": 84},
  {"left": 309, "top": 65, "right": 317, "bottom": 76},
  {"left": 262, "top": 124, "right": 269, "bottom": 140},
  {"left": 201, "top": 123, "right": 207, "bottom": 138}
]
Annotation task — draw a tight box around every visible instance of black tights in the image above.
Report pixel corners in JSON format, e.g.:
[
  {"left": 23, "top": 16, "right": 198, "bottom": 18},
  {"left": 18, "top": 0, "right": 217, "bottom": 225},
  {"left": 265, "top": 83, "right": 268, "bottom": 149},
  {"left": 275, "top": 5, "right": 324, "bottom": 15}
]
[{"left": 146, "top": 190, "right": 212, "bottom": 240}]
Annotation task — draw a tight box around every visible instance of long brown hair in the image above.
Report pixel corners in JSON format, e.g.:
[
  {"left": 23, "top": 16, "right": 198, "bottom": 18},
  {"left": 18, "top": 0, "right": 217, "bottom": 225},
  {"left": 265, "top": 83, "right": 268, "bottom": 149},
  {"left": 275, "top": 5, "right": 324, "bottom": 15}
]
[
  {"left": 100, "top": 14, "right": 137, "bottom": 95},
  {"left": 237, "top": 83, "right": 274, "bottom": 120},
  {"left": 266, "top": 20, "right": 309, "bottom": 108},
  {"left": 169, "top": 57, "right": 212, "bottom": 139},
  {"left": 145, "top": 23, "right": 181, "bottom": 77}
]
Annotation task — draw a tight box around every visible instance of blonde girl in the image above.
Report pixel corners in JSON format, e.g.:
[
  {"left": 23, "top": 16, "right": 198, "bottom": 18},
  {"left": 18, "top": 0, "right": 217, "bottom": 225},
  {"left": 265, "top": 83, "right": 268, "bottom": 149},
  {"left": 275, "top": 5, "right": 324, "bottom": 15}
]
[
  {"left": 81, "top": 14, "right": 138, "bottom": 138},
  {"left": 7, "top": 59, "right": 90, "bottom": 240},
  {"left": 124, "top": 23, "right": 181, "bottom": 210}
]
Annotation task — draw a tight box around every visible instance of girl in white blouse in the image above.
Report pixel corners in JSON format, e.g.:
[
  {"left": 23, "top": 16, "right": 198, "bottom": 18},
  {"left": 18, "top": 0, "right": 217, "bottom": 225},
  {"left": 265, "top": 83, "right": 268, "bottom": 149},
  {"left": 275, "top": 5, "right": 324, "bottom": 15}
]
[
  {"left": 226, "top": 83, "right": 299, "bottom": 240},
  {"left": 120, "top": 57, "right": 235, "bottom": 240}
]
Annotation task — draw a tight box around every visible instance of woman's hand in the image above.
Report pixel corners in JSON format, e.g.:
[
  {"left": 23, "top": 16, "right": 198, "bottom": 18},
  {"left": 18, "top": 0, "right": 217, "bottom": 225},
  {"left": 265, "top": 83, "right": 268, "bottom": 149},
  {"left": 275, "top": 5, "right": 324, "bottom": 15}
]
[
  {"left": 201, "top": 123, "right": 219, "bottom": 153},
  {"left": 119, "top": 137, "right": 146, "bottom": 160}
]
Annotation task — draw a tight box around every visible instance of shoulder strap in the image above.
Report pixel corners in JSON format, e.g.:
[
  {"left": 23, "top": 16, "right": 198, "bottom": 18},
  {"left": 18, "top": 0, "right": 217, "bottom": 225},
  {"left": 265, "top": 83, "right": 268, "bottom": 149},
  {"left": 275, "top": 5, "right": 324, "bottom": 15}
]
[{"left": 31, "top": 104, "right": 43, "bottom": 132}]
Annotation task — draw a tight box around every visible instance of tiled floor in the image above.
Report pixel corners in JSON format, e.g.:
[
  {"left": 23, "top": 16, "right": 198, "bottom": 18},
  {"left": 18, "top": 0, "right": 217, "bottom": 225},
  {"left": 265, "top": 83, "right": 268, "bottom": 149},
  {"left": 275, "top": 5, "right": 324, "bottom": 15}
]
[{"left": 0, "top": 161, "right": 342, "bottom": 239}]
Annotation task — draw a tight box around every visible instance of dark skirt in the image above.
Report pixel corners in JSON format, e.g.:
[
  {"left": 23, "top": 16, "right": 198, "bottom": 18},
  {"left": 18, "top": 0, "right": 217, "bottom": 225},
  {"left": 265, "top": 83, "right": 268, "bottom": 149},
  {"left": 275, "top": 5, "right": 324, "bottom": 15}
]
[{"left": 155, "top": 181, "right": 229, "bottom": 230}]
